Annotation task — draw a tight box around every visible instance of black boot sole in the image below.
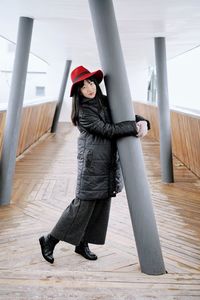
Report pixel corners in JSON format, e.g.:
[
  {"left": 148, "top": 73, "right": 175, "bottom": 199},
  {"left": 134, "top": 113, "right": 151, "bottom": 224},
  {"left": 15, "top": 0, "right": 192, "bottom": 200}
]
[
  {"left": 75, "top": 248, "right": 98, "bottom": 260},
  {"left": 39, "top": 236, "right": 54, "bottom": 264}
]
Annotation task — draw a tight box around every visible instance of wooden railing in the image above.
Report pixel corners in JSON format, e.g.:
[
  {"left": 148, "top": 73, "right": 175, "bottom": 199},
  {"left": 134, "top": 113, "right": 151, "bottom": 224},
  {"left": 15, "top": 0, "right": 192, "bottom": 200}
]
[
  {"left": 0, "top": 101, "right": 57, "bottom": 157},
  {"left": 1, "top": 100, "right": 199, "bottom": 178},
  {"left": 134, "top": 101, "right": 200, "bottom": 178},
  {"left": 0, "top": 111, "right": 6, "bottom": 155}
]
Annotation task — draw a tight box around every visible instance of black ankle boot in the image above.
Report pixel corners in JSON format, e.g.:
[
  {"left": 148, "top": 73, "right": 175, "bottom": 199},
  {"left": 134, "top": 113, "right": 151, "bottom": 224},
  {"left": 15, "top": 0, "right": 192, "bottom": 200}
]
[
  {"left": 39, "top": 234, "right": 59, "bottom": 264},
  {"left": 75, "top": 241, "right": 97, "bottom": 260}
]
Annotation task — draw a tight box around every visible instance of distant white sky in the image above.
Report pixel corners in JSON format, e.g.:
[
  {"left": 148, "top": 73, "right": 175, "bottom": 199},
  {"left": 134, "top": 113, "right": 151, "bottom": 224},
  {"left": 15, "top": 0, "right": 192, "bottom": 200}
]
[{"left": 168, "top": 46, "right": 200, "bottom": 111}]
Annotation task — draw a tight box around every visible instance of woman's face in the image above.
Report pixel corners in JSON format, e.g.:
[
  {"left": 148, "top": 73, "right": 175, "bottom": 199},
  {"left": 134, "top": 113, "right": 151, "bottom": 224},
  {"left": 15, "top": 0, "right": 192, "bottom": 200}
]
[{"left": 80, "top": 79, "right": 97, "bottom": 99}]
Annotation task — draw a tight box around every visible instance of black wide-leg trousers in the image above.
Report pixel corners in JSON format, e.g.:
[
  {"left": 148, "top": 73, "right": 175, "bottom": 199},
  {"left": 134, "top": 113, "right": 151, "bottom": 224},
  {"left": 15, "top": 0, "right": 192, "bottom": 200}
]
[{"left": 50, "top": 197, "right": 111, "bottom": 246}]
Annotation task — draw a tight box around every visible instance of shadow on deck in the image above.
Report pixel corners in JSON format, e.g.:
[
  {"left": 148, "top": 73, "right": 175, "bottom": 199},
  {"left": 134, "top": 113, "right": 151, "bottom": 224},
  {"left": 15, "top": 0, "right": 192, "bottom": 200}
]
[{"left": 0, "top": 122, "right": 200, "bottom": 299}]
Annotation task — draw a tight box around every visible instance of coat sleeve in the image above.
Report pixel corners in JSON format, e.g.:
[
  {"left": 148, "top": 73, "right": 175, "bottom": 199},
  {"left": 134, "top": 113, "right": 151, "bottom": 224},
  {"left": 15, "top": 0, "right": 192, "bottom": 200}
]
[
  {"left": 135, "top": 114, "right": 151, "bottom": 130},
  {"left": 78, "top": 107, "right": 138, "bottom": 139}
]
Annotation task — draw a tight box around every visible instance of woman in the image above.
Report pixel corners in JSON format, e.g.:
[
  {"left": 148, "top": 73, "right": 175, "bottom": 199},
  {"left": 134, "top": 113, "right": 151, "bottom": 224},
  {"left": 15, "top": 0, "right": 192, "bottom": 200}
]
[{"left": 39, "top": 65, "right": 150, "bottom": 263}]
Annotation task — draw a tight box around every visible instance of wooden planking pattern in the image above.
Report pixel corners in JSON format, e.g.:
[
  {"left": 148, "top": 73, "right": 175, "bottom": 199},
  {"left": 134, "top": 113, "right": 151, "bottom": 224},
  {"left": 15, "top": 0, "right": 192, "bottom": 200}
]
[
  {"left": 0, "top": 101, "right": 56, "bottom": 157},
  {"left": 0, "top": 122, "right": 200, "bottom": 299},
  {"left": 134, "top": 101, "right": 200, "bottom": 178}
]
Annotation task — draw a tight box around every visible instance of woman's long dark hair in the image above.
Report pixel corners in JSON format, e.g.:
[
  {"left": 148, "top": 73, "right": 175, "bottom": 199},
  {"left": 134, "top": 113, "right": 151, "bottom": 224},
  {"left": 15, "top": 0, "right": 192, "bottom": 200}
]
[{"left": 71, "top": 77, "right": 104, "bottom": 126}]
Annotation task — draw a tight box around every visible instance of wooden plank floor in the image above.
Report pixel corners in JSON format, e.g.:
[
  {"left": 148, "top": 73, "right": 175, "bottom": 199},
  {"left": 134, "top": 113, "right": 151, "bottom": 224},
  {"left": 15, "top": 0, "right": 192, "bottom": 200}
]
[{"left": 0, "top": 122, "right": 200, "bottom": 300}]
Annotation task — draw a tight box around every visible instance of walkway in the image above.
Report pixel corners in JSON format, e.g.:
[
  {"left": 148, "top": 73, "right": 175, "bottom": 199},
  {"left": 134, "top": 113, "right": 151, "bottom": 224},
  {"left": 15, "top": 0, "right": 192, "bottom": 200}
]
[{"left": 0, "top": 123, "right": 200, "bottom": 299}]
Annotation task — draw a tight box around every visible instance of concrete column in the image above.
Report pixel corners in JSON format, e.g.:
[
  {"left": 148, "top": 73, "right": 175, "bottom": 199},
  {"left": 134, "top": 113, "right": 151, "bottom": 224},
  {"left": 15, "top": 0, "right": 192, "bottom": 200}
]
[
  {"left": 0, "top": 17, "right": 34, "bottom": 205},
  {"left": 51, "top": 59, "right": 72, "bottom": 133},
  {"left": 154, "top": 37, "right": 174, "bottom": 183},
  {"left": 88, "top": 0, "right": 166, "bottom": 275}
]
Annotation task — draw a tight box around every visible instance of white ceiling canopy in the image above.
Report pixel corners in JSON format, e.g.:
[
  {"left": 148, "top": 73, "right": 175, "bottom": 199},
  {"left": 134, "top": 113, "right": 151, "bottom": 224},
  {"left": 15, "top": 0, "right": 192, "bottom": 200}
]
[{"left": 0, "top": 0, "right": 200, "bottom": 73}]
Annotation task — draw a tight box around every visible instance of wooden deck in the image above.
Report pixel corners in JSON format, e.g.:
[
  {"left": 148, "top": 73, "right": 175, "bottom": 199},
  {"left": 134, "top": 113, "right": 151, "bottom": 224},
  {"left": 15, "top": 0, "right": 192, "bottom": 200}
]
[{"left": 0, "top": 123, "right": 200, "bottom": 299}]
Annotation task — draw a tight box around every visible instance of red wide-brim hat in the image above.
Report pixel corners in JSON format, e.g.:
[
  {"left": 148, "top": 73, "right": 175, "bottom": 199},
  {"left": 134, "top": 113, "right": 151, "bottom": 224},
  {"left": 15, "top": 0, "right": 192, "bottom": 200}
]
[{"left": 70, "top": 65, "right": 103, "bottom": 97}]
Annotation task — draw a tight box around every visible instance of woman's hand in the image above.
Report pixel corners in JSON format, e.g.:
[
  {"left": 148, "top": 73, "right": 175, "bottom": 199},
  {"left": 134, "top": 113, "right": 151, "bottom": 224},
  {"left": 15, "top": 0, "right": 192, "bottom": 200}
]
[{"left": 136, "top": 121, "right": 148, "bottom": 138}]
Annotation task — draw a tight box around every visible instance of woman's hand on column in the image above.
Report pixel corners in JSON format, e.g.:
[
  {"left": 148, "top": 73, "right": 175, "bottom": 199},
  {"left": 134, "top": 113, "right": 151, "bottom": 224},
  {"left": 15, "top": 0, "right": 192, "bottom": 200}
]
[{"left": 136, "top": 121, "right": 148, "bottom": 138}]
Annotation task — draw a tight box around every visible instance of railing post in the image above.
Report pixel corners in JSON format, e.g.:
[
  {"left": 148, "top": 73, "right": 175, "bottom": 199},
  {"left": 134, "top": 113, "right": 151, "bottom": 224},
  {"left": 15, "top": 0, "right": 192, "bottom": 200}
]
[
  {"left": 88, "top": 0, "right": 166, "bottom": 275},
  {"left": 51, "top": 60, "right": 72, "bottom": 133},
  {"left": 0, "top": 17, "right": 34, "bottom": 205},
  {"left": 154, "top": 37, "right": 174, "bottom": 183}
]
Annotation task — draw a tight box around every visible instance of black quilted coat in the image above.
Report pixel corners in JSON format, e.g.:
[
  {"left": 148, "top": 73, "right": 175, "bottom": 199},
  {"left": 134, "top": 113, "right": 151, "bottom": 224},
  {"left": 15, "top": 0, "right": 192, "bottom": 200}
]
[{"left": 76, "top": 95, "right": 150, "bottom": 201}]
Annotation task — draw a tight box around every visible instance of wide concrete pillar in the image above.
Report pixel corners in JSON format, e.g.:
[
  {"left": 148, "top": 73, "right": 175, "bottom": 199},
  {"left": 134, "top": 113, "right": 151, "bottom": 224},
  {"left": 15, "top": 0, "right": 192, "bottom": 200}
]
[
  {"left": 154, "top": 37, "right": 174, "bottom": 183},
  {"left": 88, "top": 0, "right": 166, "bottom": 275},
  {"left": 0, "top": 17, "right": 34, "bottom": 205},
  {"left": 51, "top": 59, "right": 72, "bottom": 133}
]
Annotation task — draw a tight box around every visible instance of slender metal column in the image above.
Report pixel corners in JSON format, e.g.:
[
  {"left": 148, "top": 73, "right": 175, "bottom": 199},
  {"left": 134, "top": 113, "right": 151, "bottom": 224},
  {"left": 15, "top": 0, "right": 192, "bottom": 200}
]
[
  {"left": 154, "top": 37, "right": 174, "bottom": 183},
  {"left": 0, "top": 17, "right": 33, "bottom": 205},
  {"left": 51, "top": 60, "right": 72, "bottom": 133},
  {"left": 89, "top": 0, "right": 166, "bottom": 275}
]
